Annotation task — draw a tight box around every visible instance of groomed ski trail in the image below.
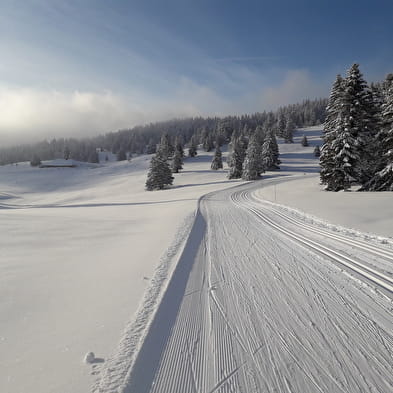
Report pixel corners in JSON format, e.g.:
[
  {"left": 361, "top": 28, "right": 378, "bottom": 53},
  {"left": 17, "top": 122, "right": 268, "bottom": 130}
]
[{"left": 119, "top": 182, "right": 393, "bottom": 393}]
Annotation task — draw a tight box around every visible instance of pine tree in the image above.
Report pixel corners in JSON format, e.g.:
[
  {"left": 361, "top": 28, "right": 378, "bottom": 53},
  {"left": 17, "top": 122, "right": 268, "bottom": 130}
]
[
  {"left": 301, "top": 135, "right": 309, "bottom": 146},
  {"left": 171, "top": 149, "right": 183, "bottom": 173},
  {"left": 211, "top": 145, "right": 223, "bottom": 170},
  {"left": 228, "top": 137, "right": 246, "bottom": 179},
  {"left": 276, "top": 113, "right": 286, "bottom": 137},
  {"left": 188, "top": 135, "right": 198, "bottom": 157},
  {"left": 342, "top": 64, "right": 378, "bottom": 184},
  {"left": 203, "top": 134, "right": 214, "bottom": 152},
  {"left": 330, "top": 117, "right": 360, "bottom": 191},
  {"left": 174, "top": 136, "right": 185, "bottom": 157},
  {"left": 262, "top": 130, "right": 280, "bottom": 170},
  {"left": 361, "top": 75, "right": 393, "bottom": 190},
  {"left": 242, "top": 134, "right": 262, "bottom": 180},
  {"left": 146, "top": 138, "right": 157, "bottom": 154},
  {"left": 157, "top": 133, "right": 174, "bottom": 160},
  {"left": 146, "top": 153, "right": 174, "bottom": 190},
  {"left": 314, "top": 145, "right": 321, "bottom": 157},
  {"left": 320, "top": 75, "right": 345, "bottom": 189},
  {"left": 283, "top": 117, "right": 295, "bottom": 143}
]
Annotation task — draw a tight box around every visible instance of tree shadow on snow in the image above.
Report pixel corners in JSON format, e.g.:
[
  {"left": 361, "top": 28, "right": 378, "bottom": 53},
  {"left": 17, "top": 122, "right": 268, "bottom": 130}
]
[{"left": 173, "top": 179, "right": 239, "bottom": 188}]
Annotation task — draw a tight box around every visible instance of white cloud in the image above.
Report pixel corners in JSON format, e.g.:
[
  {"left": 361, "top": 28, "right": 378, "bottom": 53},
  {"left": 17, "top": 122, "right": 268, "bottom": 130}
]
[
  {"left": 0, "top": 70, "right": 329, "bottom": 145},
  {"left": 256, "top": 69, "right": 328, "bottom": 110}
]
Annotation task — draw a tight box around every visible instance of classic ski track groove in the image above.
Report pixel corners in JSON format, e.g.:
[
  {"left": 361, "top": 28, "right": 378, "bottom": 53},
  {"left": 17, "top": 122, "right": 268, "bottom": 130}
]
[
  {"left": 231, "top": 190, "right": 393, "bottom": 294},
  {"left": 120, "top": 183, "right": 393, "bottom": 393},
  {"left": 251, "top": 193, "right": 393, "bottom": 261}
]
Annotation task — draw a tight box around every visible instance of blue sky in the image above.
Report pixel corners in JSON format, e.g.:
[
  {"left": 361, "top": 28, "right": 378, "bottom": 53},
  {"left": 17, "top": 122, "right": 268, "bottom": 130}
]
[{"left": 1, "top": 0, "right": 392, "bottom": 143}]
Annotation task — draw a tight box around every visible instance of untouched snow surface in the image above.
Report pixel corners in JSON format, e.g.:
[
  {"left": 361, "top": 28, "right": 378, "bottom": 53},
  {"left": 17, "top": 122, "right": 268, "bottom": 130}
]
[
  {"left": 1, "top": 126, "right": 392, "bottom": 393},
  {"left": 0, "top": 151, "right": 242, "bottom": 393}
]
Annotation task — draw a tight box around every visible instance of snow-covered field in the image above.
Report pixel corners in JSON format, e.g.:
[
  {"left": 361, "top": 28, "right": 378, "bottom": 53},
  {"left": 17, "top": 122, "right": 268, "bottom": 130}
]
[
  {"left": 1, "top": 126, "right": 392, "bottom": 393},
  {"left": 0, "top": 150, "right": 242, "bottom": 393}
]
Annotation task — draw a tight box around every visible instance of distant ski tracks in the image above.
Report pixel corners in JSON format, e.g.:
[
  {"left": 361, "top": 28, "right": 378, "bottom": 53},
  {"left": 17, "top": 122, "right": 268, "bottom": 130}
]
[
  {"left": 231, "top": 190, "right": 393, "bottom": 295},
  {"left": 103, "top": 182, "right": 393, "bottom": 393}
]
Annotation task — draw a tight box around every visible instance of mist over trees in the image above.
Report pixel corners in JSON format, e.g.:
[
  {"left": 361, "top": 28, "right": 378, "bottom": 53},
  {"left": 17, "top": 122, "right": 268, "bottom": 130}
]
[
  {"left": 320, "top": 64, "right": 393, "bottom": 191},
  {"left": 0, "top": 98, "right": 326, "bottom": 166}
]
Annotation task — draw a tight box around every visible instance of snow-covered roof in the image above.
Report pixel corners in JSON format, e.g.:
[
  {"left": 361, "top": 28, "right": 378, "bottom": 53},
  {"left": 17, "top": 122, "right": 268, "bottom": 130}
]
[{"left": 39, "top": 159, "right": 78, "bottom": 168}]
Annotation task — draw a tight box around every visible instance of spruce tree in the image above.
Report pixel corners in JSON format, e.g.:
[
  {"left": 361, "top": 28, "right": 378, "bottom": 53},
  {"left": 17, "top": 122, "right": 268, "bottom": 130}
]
[
  {"left": 320, "top": 74, "right": 345, "bottom": 189},
  {"left": 262, "top": 130, "right": 280, "bottom": 170},
  {"left": 188, "top": 135, "right": 198, "bottom": 157},
  {"left": 283, "top": 117, "right": 295, "bottom": 143},
  {"left": 242, "top": 134, "right": 262, "bottom": 180},
  {"left": 146, "top": 138, "right": 157, "bottom": 154},
  {"left": 157, "top": 133, "right": 174, "bottom": 160},
  {"left": 276, "top": 113, "right": 286, "bottom": 137},
  {"left": 174, "top": 136, "right": 185, "bottom": 157},
  {"left": 342, "top": 64, "right": 377, "bottom": 183},
  {"left": 203, "top": 134, "right": 214, "bottom": 152},
  {"left": 211, "top": 145, "right": 223, "bottom": 170},
  {"left": 301, "top": 135, "right": 309, "bottom": 146},
  {"left": 330, "top": 118, "right": 359, "bottom": 191},
  {"left": 361, "top": 75, "right": 393, "bottom": 190},
  {"left": 171, "top": 149, "right": 183, "bottom": 173},
  {"left": 314, "top": 145, "right": 321, "bottom": 157},
  {"left": 228, "top": 137, "right": 246, "bottom": 179},
  {"left": 145, "top": 153, "right": 174, "bottom": 190}
]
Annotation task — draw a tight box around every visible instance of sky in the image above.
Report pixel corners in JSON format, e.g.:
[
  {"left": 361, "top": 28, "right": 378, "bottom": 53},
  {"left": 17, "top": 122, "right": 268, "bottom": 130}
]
[{"left": 1, "top": 0, "right": 393, "bottom": 145}]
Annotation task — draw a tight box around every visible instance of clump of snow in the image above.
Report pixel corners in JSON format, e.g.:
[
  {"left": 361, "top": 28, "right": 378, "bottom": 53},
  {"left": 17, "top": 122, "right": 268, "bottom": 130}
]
[{"left": 84, "top": 352, "right": 96, "bottom": 364}]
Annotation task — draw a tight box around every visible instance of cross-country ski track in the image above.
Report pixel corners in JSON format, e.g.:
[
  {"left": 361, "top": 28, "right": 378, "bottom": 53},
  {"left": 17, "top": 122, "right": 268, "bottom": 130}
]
[{"left": 100, "top": 179, "right": 393, "bottom": 393}]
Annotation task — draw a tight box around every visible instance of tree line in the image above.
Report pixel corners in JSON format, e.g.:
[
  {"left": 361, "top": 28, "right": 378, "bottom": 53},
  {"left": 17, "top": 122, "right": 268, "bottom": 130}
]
[
  {"left": 320, "top": 64, "right": 393, "bottom": 191},
  {"left": 0, "top": 99, "right": 326, "bottom": 166},
  {"left": 145, "top": 118, "right": 281, "bottom": 190}
]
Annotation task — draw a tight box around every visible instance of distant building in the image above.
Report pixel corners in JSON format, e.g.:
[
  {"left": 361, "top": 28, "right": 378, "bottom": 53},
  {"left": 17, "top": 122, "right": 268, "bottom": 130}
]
[{"left": 39, "top": 159, "right": 77, "bottom": 168}]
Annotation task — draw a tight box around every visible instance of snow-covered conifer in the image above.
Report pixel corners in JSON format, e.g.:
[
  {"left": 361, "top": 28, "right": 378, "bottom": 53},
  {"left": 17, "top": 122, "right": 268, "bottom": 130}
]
[
  {"left": 262, "top": 130, "right": 280, "bottom": 170},
  {"left": 188, "top": 135, "right": 198, "bottom": 157},
  {"left": 242, "top": 134, "right": 262, "bottom": 180},
  {"left": 203, "top": 134, "right": 214, "bottom": 152},
  {"left": 301, "top": 135, "right": 309, "bottom": 146},
  {"left": 314, "top": 145, "right": 321, "bottom": 157},
  {"left": 283, "top": 117, "right": 295, "bottom": 143},
  {"left": 330, "top": 118, "right": 360, "bottom": 191},
  {"left": 320, "top": 74, "right": 345, "bottom": 188},
  {"left": 145, "top": 152, "right": 174, "bottom": 190},
  {"left": 228, "top": 137, "right": 246, "bottom": 179},
  {"left": 361, "top": 75, "right": 393, "bottom": 190},
  {"left": 146, "top": 138, "right": 157, "bottom": 154},
  {"left": 342, "top": 64, "right": 378, "bottom": 183},
  {"left": 174, "top": 136, "right": 185, "bottom": 158},
  {"left": 211, "top": 145, "right": 223, "bottom": 170},
  {"left": 276, "top": 113, "right": 286, "bottom": 137},
  {"left": 171, "top": 149, "right": 183, "bottom": 173},
  {"left": 157, "top": 133, "right": 174, "bottom": 160}
]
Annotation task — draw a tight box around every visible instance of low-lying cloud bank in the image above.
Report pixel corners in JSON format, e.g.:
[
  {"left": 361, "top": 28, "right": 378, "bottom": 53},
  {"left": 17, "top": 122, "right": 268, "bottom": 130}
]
[{"left": 0, "top": 70, "right": 328, "bottom": 145}]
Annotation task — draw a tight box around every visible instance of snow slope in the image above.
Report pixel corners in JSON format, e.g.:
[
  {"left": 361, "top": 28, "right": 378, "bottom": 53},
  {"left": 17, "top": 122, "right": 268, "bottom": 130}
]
[
  {"left": 259, "top": 126, "right": 393, "bottom": 238},
  {"left": 1, "top": 126, "right": 392, "bottom": 393},
  {"left": 0, "top": 151, "right": 243, "bottom": 393},
  {"left": 122, "top": 182, "right": 392, "bottom": 393}
]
